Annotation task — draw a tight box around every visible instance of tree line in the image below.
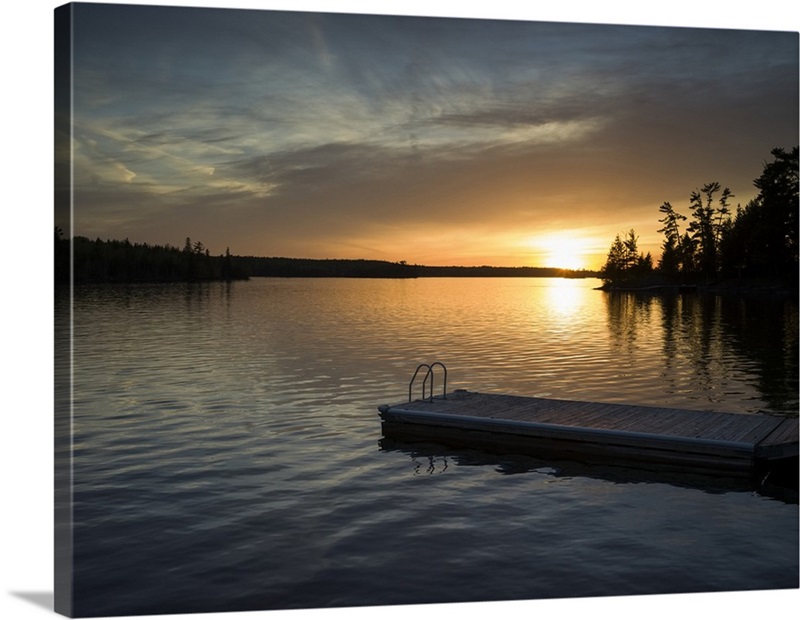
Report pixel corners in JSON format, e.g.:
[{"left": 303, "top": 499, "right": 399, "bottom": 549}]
[
  {"left": 55, "top": 232, "right": 599, "bottom": 284},
  {"left": 55, "top": 233, "right": 248, "bottom": 284},
  {"left": 600, "top": 147, "right": 798, "bottom": 290}
]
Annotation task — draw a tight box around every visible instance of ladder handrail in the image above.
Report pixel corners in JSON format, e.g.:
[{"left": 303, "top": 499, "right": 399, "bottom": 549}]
[
  {"left": 408, "top": 363, "right": 433, "bottom": 402},
  {"left": 408, "top": 362, "right": 448, "bottom": 402},
  {"left": 430, "top": 361, "right": 447, "bottom": 397}
]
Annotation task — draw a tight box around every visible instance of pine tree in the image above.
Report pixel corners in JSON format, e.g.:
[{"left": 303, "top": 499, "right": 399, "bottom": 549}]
[{"left": 657, "top": 201, "right": 687, "bottom": 276}]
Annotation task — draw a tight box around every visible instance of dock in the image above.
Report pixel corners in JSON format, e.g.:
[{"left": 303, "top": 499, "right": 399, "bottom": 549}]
[{"left": 377, "top": 390, "right": 799, "bottom": 476}]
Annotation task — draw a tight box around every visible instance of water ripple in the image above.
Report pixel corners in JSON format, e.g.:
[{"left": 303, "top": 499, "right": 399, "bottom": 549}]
[{"left": 64, "top": 279, "right": 798, "bottom": 616}]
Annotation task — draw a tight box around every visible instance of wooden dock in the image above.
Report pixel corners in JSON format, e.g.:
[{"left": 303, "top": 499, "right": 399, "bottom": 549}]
[{"left": 378, "top": 390, "right": 799, "bottom": 475}]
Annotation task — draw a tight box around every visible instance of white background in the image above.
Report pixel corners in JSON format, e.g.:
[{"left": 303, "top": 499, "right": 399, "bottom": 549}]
[{"left": 2, "top": 1, "right": 798, "bottom": 619}]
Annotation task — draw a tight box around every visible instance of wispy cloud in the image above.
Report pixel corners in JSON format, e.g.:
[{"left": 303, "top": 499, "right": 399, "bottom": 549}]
[{"left": 65, "top": 4, "right": 798, "bottom": 266}]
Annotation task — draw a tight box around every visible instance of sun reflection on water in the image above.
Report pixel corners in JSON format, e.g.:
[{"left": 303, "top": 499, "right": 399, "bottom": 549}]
[{"left": 544, "top": 277, "right": 586, "bottom": 319}]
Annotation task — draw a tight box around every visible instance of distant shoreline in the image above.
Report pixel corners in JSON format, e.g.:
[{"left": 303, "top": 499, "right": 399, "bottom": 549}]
[
  {"left": 56, "top": 235, "right": 601, "bottom": 284},
  {"left": 222, "top": 255, "right": 601, "bottom": 280}
]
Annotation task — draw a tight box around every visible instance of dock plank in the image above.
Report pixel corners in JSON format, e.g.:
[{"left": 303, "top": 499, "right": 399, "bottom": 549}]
[
  {"left": 755, "top": 418, "right": 800, "bottom": 459},
  {"left": 760, "top": 418, "right": 799, "bottom": 445},
  {"left": 378, "top": 390, "right": 799, "bottom": 474}
]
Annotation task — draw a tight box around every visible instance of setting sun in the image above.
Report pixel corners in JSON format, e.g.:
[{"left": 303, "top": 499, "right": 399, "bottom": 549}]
[{"left": 532, "top": 235, "right": 590, "bottom": 270}]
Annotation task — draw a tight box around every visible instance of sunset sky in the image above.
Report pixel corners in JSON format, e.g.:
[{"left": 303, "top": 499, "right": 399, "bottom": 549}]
[{"left": 57, "top": 1, "right": 799, "bottom": 270}]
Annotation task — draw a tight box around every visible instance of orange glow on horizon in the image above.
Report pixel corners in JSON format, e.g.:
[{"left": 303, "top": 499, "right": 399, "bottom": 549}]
[
  {"left": 326, "top": 226, "right": 627, "bottom": 271},
  {"left": 525, "top": 234, "right": 595, "bottom": 271}
]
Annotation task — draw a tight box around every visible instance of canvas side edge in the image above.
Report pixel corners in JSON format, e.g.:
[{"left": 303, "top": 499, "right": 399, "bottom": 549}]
[{"left": 54, "top": 3, "right": 74, "bottom": 618}]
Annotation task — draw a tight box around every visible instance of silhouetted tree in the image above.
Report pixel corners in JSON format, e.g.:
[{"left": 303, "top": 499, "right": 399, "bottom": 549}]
[
  {"left": 55, "top": 227, "right": 71, "bottom": 285},
  {"left": 656, "top": 201, "right": 687, "bottom": 276},
  {"left": 686, "top": 182, "right": 733, "bottom": 278},
  {"left": 757, "top": 147, "right": 798, "bottom": 271},
  {"left": 600, "top": 229, "right": 653, "bottom": 286},
  {"left": 650, "top": 147, "right": 798, "bottom": 287},
  {"left": 600, "top": 234, "right": 627, "bottom": 284},
  {"left": 728, "top": 147, "right": 798, "bottom": 279},
  {"left": 222, "top": 247, "right": 232, "bottom": 280},
  {"left": 62, "top": 235, "right": 246, "bottom": 283}
]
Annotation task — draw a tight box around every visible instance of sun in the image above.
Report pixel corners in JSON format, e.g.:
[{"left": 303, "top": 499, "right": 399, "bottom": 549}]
[
  {"left": 533, "top": 235, "right": 588, "bottom": 270},
  {"left": 545, "top": 244, "right": 585, "bottom": 270}
]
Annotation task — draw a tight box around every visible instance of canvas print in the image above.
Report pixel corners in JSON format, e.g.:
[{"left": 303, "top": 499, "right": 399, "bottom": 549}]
[{"left": 54, "top": 1, "right": 798, "bottom": 618}]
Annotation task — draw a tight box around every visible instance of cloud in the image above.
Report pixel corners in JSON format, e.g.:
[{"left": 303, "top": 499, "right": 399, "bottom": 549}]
[{"left": 65, "top": 5, "right": 798, "bottom": 266}]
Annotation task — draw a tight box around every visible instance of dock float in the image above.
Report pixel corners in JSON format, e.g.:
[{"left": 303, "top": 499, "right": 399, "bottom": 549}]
[{"left": 378, "top": 390, "right": 799, "bottom": 476}]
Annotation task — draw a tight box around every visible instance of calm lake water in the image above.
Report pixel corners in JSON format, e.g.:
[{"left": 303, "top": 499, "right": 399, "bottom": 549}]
[{"left": 59, "top": 277, "right": 798, "bottom": 617}]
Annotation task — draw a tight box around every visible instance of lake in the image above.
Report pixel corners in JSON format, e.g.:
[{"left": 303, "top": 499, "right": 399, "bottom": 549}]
[{"left": 58, "top": 277, "right": 798, "bottom": 617}]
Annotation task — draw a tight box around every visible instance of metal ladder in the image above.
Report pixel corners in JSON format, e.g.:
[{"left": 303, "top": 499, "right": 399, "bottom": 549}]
[{"left": 408, "top": 362, "right": 447, "bottom": 403}]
